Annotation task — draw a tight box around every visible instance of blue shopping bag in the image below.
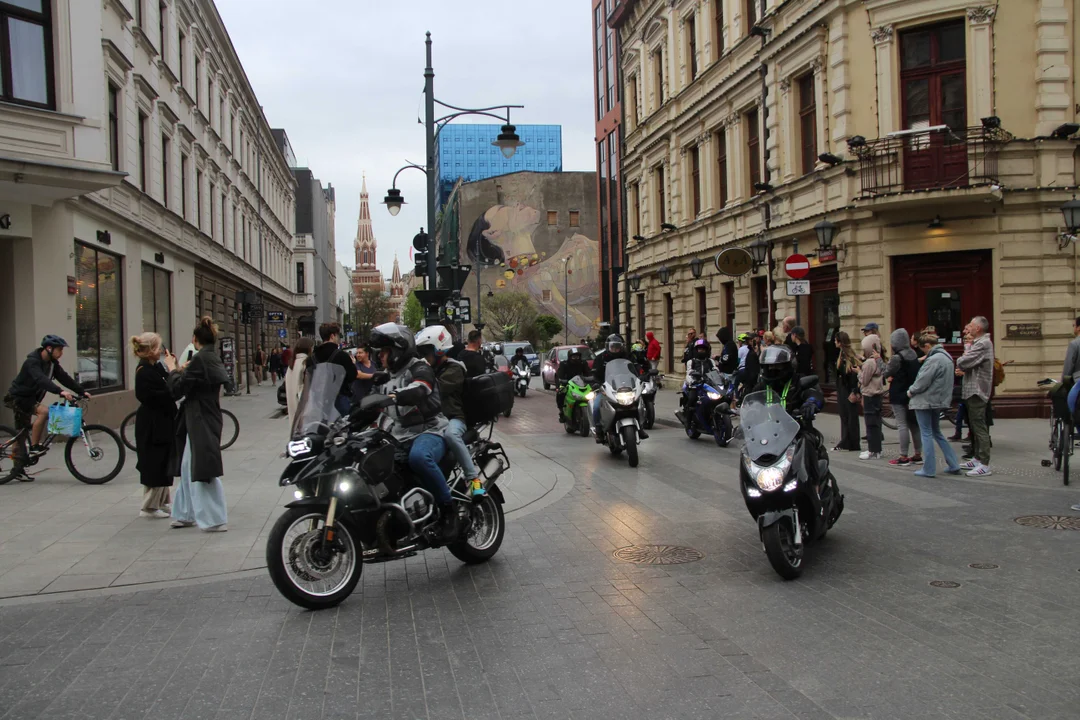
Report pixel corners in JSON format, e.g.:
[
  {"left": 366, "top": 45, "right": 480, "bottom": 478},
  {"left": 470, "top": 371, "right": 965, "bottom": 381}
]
[{"left": 47, "top": 403, "right": 83, "bottom": 436}]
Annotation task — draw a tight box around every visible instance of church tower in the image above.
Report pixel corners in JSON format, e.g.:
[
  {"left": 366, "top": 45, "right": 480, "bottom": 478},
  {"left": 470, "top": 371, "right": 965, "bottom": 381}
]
[
  {"left": 388, "top": 254, "right": 407, "bottom": 322},
  {"left": 351, "top": 175, "right": 384, "bottom": 296}
]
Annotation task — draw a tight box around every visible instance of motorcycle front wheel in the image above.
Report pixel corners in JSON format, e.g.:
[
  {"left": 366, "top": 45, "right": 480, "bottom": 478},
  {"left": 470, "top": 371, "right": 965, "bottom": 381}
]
[
  {"left": 622, "top": 425, "right": 639, "bottom": 468},
  {"left": 449, "top": 495, "right": 505, "bottom": 564},
  {"left": 266, "top": 507, "right": 362, "bottom": 610},
  {"left": 713, "top": 415, "right": 732, "bottom": 448},
  {"left": 762, "top": 522, "right": 804, "bottom": 580},
  {"left": 685, "top": 420, "right": 701, "bottom": 440},
  {"left": 578, "top": 407, "right": 591, "bottom": 437}
]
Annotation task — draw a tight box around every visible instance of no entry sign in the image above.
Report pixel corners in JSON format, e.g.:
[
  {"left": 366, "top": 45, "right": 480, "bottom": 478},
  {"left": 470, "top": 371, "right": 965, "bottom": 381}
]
[{"left": 785, "top": 254, "right": 810, "bottom": 279}]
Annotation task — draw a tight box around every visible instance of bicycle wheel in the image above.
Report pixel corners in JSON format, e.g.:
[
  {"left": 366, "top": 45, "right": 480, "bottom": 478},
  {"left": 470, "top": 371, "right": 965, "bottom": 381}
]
[
  {"left": 120, "top": 410, "right": 137, "bottom": 451},
  {"left": 881, "top": 403, "right": 897, "bottom": 431},
  {"left": 219, "top": 409, "right": 240, "bottom": 450},
  {"left": 1053, "top": 420, "right": 1063, "bottom": 471},
  {"left": 0, "top": 425, "right": 25, "bottom": 485},
  {"left": 1065, "top": 423, "right": 1071, "bottom": 487},
  {"left": 65, "top": 424, "right": 125, "bottom": 484}
]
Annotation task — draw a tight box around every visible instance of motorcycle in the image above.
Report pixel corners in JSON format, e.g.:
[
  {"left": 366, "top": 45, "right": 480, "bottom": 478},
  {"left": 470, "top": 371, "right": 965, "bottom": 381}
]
[
  {"left": 558, "top": 375, "right": 593, "bottom": 437},
  {"left": 738, "top": 379, "right": 844, "bottom": 580},
  {"left": 266, "top": 365, "right": 511, "bottom": 610},
  {"left": 513, "top": 364, "right": 530, "bottom": 397},
  {"left": 595, "top": 359, "right": 649, "bottom": 468},
  {"left": 676, "top": 369, "right": 737, "bottom": 447},
  {"left": 637, "top": 368, "right": 657, "bottom": 430}
]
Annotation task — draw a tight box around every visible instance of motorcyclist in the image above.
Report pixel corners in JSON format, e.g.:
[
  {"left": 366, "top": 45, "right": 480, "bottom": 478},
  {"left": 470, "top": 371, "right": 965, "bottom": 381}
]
[
  {"left": 715, "top": 327, "right": 740, "bottom": 373},
  {"left": 556, "top": 348, "right": 590, "bottom": 412},
  {"left": 753, "top": 344, "right": 826, "bottom": 483},
  {"left": 680, "top": 338, "right": 716, "bottom": 415},
  {"left": 510, "top": 347, "right": 530, "bottom": 372},
  {"left": 629, "top": 342, "right": 648, "bottom": 367},
  {"left": 368, "top": 322, "right": 458, "bottom": 542},
  {"left": 589, "top": 334, "right": 648, "bottom": 442}
]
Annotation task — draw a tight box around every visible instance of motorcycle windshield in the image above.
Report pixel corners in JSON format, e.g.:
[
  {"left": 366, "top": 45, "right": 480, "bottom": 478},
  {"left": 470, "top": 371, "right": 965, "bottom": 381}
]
[
  {"left": 739, "top": 391, "right": 799, "bottom": 462},
  {"left": 604, "top": 359, "right": 639, "bottom": 391},
  {"left": 704, "top": 370, "right": 727, "bottom": 392},
  {"left": 290, "top": 363, "right": 347, "bottom": 440}
]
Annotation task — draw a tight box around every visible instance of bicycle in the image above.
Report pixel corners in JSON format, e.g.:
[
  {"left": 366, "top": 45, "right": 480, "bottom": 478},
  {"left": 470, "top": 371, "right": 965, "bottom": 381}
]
[
  {"left": 1039, "top": 378, "right": 1071, "bottom": 486},
  {"left": 0, "top": 400, "right": 125, "bottom": 485},
  {"left": 120, "top": 406, "right": 239, "bottom": 452}
]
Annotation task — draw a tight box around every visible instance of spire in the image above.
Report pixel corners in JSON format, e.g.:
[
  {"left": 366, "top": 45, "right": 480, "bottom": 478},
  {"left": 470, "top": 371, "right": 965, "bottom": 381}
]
[
  {"left": 391, "top": 254, "right": 401, "bottom": 282},
  {"left": 354, "top": 172, "right": 376, "bottom": 268}
]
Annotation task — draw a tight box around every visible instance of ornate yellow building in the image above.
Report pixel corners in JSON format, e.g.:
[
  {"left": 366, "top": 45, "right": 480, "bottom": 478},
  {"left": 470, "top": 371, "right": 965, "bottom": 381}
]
[{"left": 613, "top": 0, "right": 1080, "bottom": 415}]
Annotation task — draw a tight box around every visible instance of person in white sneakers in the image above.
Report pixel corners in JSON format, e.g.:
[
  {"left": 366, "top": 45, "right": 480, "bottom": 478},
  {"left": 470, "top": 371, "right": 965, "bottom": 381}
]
[{"left": 956, "top": 317, "right": 994, "bottom": 477}]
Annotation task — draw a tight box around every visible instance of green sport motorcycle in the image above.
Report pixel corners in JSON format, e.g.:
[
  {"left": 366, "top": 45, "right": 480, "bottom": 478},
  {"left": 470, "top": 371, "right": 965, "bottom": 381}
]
[{"left": 558, "top": 375, "right": 593, "bottom": 437}]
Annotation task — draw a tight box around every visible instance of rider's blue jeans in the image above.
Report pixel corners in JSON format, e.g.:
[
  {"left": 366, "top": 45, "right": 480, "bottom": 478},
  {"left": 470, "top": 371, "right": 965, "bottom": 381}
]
[
  {"left": 408, "top": 432, "right": 452, "bottom": 505},
  {"left": 1068, "top": 381, "right": 1080, "bottom": 414}
]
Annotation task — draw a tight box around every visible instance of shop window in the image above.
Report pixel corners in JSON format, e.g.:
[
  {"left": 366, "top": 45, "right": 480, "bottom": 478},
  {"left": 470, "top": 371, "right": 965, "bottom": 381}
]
[
  {"left": 75, "top": 243, "right": 124, "bottom": 392},
  {"left": 927, "top": 288, "right": 964, "bottom": 344},
  {"left": 1, "top": 0, "right": 53, "bottom": 108},
  {"left": 798, "top": 74, "right": 817, "bottom": 176},
  {"left": 141, "top": 264, "right": 172, "bottom": 351}
]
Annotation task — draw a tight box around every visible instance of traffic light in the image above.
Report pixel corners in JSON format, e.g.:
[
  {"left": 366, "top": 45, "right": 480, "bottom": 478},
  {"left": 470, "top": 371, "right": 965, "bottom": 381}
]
[{"left": 414, "top": 250, "right": 429, "bottom": 276}]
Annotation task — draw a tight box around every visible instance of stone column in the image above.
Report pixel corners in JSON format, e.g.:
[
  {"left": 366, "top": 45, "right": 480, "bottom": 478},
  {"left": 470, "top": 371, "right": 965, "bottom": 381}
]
[
  {"left": 871, "top": 24, "right": 896, "bottom": 135},
  {"left": 778, "top": 75, "right": 795, "bottom": 183},
  {"left": 967, "top": 7, "right": 996, "bottom": 122},
  {"left": 1034, "top": 0, "right": 1071, "bottom": 136}
]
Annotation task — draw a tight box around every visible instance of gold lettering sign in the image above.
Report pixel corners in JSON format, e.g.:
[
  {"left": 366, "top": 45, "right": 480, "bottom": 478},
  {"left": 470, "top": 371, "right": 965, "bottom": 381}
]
[{"left": 714, "top": 248, "right": 754, "bottom": 277}]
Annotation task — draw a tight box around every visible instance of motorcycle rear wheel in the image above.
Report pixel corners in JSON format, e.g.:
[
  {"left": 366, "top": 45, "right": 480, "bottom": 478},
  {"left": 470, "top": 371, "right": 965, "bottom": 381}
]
[
  {"left": 622, "top": 425, "right": 638, "bottom": 467},
  {"left": 762, "top": 522, "right": 804, "bottom": 580},
  {"left": 643, "top": 399, "right": 655, "bottom": 430},
  {"left": 266, "top": 508, "right": 362, "bottom": 610},
  {"left": 449, "top": 495, "right": 505, "bottom": 564}
]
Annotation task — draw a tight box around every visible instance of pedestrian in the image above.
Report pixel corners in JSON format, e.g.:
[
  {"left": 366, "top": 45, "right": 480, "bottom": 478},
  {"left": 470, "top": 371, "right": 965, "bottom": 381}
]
[
  {"left": 268, "top": 348, "right": 283, "bottom": 386},
  {"left": 681, "top": 329, "right": 698, "bottom": 364},
  {"left": 862, "top": 322, "right": 879, "bottom": 339},
  {"left": 779, "top": 316, "right": 796, "bottom": 349},
  {"left": 458, "top": 330, "right": 487, "bottom": 378},
  {"left": 168, "top": 317, "right": 230, "bottom": 532},
  {"left": 884, "top": 329, "right": 923, "bottom": 466},
  {"left": 715, "top": 327, "right": 739, "bottom": 373},
  {"left": 284, "top": 337, "right": 314, "bottom": 426},
  {"left": 253, "top": 345, "right": 265, "bottom": 385},
  {"left": 791, "top": 327, "right": 813, "bottom": 376},
  {"left": 280, "top": 344, "right": 293, "bottom": 370},
  {"left": 645, "top": 331, "right": 661, "bottom": 372},
  {"left": 351, "top": 346, "right": 378, "bottom": 406},
  {"left": 312, "top": 322, "right": 359, "bottom": 416},
  {"left": 858, "top": 334, "right": 886, "bottom": 460},
  {"left": 833, "top": 331, "right": 861, "bottom": 452},
  {"left": 907, "top": 332, "right": 962, "bottom": 478},
  {"left": 956, "top": 316, "right": 995, "bottom": 476},
  {"left": 762, "top": 330, "right": 777, "bottom": 347},
  {"left": 131, "top": 332, "right": 176, "bottom": 519}
]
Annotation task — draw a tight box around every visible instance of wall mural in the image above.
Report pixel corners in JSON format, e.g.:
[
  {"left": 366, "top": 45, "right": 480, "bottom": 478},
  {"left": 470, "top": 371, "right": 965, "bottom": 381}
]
[{"left": 465, "top": 203, "right": 600, "bottom": 340}]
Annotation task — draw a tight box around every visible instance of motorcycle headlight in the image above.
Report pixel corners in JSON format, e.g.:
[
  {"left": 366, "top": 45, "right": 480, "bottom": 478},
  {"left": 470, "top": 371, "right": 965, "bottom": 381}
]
[
  {"left": 287, "top": 438, "right": 312, "bottom": 458},
  {"left": 333, "top": 467, "right": 361, "bottom": 494},
  {"left": 615, "top": 390, "right": 636, "bottom": 405},
  {"left": 742, "top": 446, "right": 795, "bottom": 493},
  {"left": 585, "top": 391, "right": 596, "bottom": 401},
  {"left": 705, "top": 390, "right": 723, "bottom": 401}
]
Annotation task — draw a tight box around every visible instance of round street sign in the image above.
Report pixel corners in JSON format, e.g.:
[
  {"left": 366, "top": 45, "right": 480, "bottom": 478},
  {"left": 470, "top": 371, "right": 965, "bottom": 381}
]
[
  {"left": 714, "top": 248, "right": 754, "bottom": 277},
  {"left": 785, "top": 254, "right": 810, "bottom": 279}
]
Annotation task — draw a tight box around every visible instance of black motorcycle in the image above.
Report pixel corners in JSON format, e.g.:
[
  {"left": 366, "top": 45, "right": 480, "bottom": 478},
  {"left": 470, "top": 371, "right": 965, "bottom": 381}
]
[
  {"left": 267, "top": 365, "right": 511, "bottom": 609},
  {"left": 738, "top": 379, "right": 844, "bottom": 579},
  {"left": 676, "top": 369, "right": 737, "bottom": 447}
]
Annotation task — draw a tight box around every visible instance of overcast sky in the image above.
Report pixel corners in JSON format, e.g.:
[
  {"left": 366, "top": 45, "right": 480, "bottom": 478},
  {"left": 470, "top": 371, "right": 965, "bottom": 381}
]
[{"left": 215, "top": 0, "right": 596, "bottom": 282}]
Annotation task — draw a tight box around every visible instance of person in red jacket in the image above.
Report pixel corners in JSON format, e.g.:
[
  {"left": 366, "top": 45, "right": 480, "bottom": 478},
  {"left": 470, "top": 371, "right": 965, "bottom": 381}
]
[{"left": 645, "top": 331, "right": 661, "bottom": 371}]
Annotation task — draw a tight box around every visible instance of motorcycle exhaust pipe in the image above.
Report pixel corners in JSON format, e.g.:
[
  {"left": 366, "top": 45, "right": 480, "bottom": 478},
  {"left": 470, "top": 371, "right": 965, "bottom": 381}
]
[{"left": 483, "top": 458, "right": 508, "bottom": 487}]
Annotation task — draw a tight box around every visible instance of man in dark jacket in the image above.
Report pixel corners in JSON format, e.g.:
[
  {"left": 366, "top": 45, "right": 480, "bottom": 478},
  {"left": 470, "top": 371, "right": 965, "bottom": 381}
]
[
  {"left": 457, "top": 330, "right": 487, "bottom": 378},
  {"left": 715, "top": 327, "right": 740, "bottom": 374},
  {"left": 556, "top": 348, "right": 590, "bottom": 411},
  {"left": 6, "top": 335, "right": 89, "bottom": 459},
  {"left": 791, "top": 327, "right": 813, "bottom": 376},
  {"left": 884, "top": 328, "right": 923, "bottom": 465},
  {"left": 312, "top": 322, "right": 359, "bottom": 416}
]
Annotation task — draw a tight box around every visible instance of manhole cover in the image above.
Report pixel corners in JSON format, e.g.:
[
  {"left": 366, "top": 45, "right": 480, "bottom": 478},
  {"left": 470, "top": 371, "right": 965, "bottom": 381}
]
[
  {"left": 1013, "top": 515, "right": 1080, "bottom": 531},
  {"left": 612, "top": 545, "right": 703, "bottom": 565},
  {"left": 968, "top": 563, "right": 999, "bottom": 570},
  {"left": 929, "top": 580, "right": 961, "bottom": 588}
]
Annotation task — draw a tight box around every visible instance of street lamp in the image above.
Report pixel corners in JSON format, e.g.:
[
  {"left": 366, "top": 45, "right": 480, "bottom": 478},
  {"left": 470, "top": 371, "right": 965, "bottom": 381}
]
[
  {"left": 383, "top": 188, "right": 404, "bottom": 216},
  {"left": 657, "top": 265, "right": 671, "bottom": 285},
  {"left": 628, "top": 273, "right": 642, "bottom": 291},
  {"left": 493, "top": 125, "right": 524, "bottom": 159},
  {"left": 814, "top": 219, "right": 838, "bottom": 252},
  {"left": 689, "top": 256, "right": 705, "bottom": 279},
  {"left": 1059, "top": 196, "right": 1080, "bottom": 249},
  {"left": 749, "top": 237, "right": 769, "bottom": 270},
  {"left": 562, "top": 257, "right": 571, "bottom": 344}
]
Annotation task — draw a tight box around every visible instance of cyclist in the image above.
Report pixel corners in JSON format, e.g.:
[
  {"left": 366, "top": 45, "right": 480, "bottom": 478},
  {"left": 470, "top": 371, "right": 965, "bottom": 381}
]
[{"left": 4, "top": 335, "right": 90, "bottom": 479}]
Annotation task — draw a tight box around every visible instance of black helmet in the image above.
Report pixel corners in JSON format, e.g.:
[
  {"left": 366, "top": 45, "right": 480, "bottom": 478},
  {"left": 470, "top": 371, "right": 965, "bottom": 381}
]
[
  {"left": 369, "top": 322, "right": 416, "bottom": 372},
  {"left": 568, "top": 348, "right": 582, "bottom": 360},
  {"left": 41, "top": 334, "right": 69, "bottom": 349},
  {"left": 760, "top": 345, "right": 795, "bottom": 389},
  {"left": 606, "top": 334, "right": 625, "bottom": 354},
  {"left": 514, "top": 347, "right": 525, "bottom": 355}
]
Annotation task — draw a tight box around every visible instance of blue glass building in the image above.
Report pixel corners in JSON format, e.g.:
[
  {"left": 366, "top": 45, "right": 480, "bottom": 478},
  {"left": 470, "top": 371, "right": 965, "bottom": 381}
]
[{"left": 435, "top": 124, "right": 563, "bottom": 210}]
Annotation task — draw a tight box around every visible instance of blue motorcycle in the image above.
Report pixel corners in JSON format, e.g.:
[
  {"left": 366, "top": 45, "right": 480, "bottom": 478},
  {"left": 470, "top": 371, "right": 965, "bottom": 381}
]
[{"left": 676, "top": 369, "right": 737, "bottom": 447}]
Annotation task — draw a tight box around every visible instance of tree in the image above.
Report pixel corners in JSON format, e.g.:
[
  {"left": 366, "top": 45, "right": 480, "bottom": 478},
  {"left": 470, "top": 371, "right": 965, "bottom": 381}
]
[
  {"left": 534, "top": 315, "right": 563, "bottom": 346},
  {"left": 353, "top": 288, "right": 391, "bottom": 342},
  {"left": 481, "top": 291, "right": 537, "bottom": 342},
  {"left": 402, "top": 291, "right": 423, "bottom": 332}
]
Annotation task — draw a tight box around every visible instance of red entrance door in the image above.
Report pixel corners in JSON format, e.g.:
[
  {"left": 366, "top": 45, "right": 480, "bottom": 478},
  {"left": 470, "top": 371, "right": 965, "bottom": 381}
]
[{"left": 892, "top": 250, "right": 993, "bottom": 352}]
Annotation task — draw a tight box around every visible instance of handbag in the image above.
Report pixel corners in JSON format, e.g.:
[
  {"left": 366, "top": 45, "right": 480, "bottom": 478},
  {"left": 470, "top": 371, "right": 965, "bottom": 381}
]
[{"left": 47, "top": 403, "right": 83, "bottom": 436}]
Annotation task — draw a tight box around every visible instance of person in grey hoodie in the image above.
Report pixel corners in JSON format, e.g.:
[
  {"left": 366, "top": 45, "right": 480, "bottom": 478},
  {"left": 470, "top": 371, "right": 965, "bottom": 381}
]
[
  {"left": 884, "top": 328, "right": 923, "bottom": 465},
  {"left": 906, "top": 332, "right": 962, "bottom": 478}
]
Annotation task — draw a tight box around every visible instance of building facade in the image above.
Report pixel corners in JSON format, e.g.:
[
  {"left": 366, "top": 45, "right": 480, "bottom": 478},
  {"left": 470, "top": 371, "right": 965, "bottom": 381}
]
[
  {"left": 593, "top": 0, "right": 626, "bottom": 332},
  {"left": 0, "top": 0, "right": 299, "bottom": 425},
  {"left": 335, "top": 260, "right": 351, "bottom": 327},
  {"left": 613, "top": 0, "right": 1080, "bottom": 416},
  {"left": 434, "top": 124, "right": 563, "bottom": 212}
]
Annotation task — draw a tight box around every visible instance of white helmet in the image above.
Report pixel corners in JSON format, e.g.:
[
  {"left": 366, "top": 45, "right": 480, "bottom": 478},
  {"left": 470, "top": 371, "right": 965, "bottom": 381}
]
[{"left": 415, "top": 325, "right": 454, "bottom": 357}]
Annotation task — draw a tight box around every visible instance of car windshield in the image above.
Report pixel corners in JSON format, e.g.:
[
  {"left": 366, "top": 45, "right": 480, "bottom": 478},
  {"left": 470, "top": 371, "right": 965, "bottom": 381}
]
[
  {"left": 739, "top": 390, "right": 800, "bottom": 462},
  {"left": 604, "top": 359, "right": 639, "bottom": 390},
  {"left": 558, "top": 347, "right": 595, "bottom": 361},
  {"left": 290, "top": 364, "right": 346, "bottom": 439},
  {"left": 504, "top": 343, "right": 534, "bottom": 355}
]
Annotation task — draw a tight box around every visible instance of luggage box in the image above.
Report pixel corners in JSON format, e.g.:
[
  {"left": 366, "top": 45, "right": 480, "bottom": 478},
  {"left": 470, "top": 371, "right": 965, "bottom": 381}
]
[{"left": 465, "top": 371, "right": 515, "bottom": 425}]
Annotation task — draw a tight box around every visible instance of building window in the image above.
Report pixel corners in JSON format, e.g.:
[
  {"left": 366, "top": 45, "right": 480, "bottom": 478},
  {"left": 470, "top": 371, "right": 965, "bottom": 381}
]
[
  {"left": 209, "top": 182, "right": 215, "bottom": 237},
  {"left": 654, "top": 164, "right": 665, "bottom": 225},
  {"left": 901, "top": 21, "right": 966, "bottom": 133},
  {"left": 753, "top": 276, "right": 769, "bottom": 331},
  {"left": 696, "top": 287, "right": 707, "bottom": 338},
  {"left": 715, "top": 128, "right": 728, "bottom": 207},
  {"left": 630, "top": 74, "right": 639, "bottom": 123},
  {"left": 141, "top": 263, "right": 172, "bottom": 351},
  {"left": 138, "top": 111, "right": 148, "bottom": 191},
  {"left": 745, "top": 0, "right": 758, "bottom": 33},
  {"left": 547, "top": 210, "right": 558, "bottom": 225},
  {"left": 654, "top": 47, "right": 664, "bottom": 107},
  {"left": 686, "top": 14, "right": 697, "bottom": 82},
  {"left": 746, "top": 108, "right": 761, "bottom": 192},
  {"left": 194, "top": 55, "right": 201, "bottom": 108},
  {"left": 569, "top": 210, "right": 580, "bottom": 227},
  {"left": 221, "top": 193, "right": 227, "bottom": 245},
  {"left": 631, "top": 182, "right": 641, "bottom": 236},
  {"left": 195, "top": 169, "right": 202, "bottom": 228},
  {"left": 606, "top": 27, "right": 615, "bottom": 110},
  {"left": 637, "top": 293, "right": 646, "bottom": 340},
  {"left": 542, "top": 289, "right": 551, "bottom": 302},
  {"left": 798, "top": 73, "right": 817, "bottom": 175},
  {"left": 723, "top": 282, "right": 735, "bottom": 332},
  {"left": 690, "top": 145, "right": 701, "bottom": 217},
  {"left": 158, "top": 1, "right": 166, "bottom": 54},
  {"left": 161, "top": 134, "right": 169, "bottom": 207},
  {"left": 75, "top": 243, "right": 123, "bottom": 392},
  {"left": 107, "top": 84, "right": 119, "bottom": 171},
  {"left": 714, "top": 2, "right": 724, "bottom": 60},
  {"left": 134, "top": 0, "right": 142, "bottom": 28},
  {"left": 178, "top": 28, "right": 185, "bottom": 86},
  {"left": 664, "top": 293, "right": 674, "bottom": 372},
  {"left": 595, "top": 5, "right": 605, "bottom": 120},
  {"left": 296, "top": 262, "right": 305, "bottom": 293},
  {"left": 180, "top": 152, "right": 188, "bottom": 219}
]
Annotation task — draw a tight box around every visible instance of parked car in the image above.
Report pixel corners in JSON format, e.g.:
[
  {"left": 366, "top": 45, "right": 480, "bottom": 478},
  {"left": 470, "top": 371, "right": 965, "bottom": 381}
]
[
  {"left": 499, "top": 342, "right": 540, "bottom": 375},
  {"left": 541, "top": 345, "right": 595, "bottom": 390},
  {"left": 77, "top": 356, "right": 120, "bottom": 389}
]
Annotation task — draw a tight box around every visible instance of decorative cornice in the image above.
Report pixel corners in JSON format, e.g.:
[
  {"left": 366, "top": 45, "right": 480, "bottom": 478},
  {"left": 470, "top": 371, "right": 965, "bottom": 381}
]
[
  {"left": 810, "top": 56, "right": 825, "bottom": 73},
  {"left": 967, "top": 6, "right": 996, "bottom": 24},
  {"left": 779, "top": 77, "right": 792, "bottom": 94},
  {"left": 101, "top": 39, "right": 134, "bottom": 72},
  {"left": 871, "top": 24, "right": 893, "bottom": 44},
  {"left": 133, "top": 73, "right": 158, "bottom": 100}
]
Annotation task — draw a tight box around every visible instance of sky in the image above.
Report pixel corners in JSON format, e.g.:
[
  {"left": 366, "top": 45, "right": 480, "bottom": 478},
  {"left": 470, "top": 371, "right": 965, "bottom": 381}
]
[{"left": 215, "top": 0, "right": 597, "bottom": 282}]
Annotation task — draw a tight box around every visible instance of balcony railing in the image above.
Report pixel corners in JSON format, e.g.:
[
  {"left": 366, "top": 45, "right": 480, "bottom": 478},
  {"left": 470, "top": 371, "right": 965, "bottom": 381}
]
[{"left": 848, "top": 125, "right": 1013, "bottom": 197}]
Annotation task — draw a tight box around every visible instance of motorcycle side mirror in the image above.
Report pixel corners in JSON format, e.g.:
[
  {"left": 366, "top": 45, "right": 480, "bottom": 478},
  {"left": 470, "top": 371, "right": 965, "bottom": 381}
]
[{"left": 798, "top": 375, "right": 820, "bottom": 390}]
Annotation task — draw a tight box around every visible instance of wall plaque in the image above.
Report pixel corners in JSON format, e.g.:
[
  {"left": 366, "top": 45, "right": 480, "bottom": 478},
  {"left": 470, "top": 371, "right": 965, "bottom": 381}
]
[{"left": 1005, "top": 323, "right": 1042, "bottom": 339}]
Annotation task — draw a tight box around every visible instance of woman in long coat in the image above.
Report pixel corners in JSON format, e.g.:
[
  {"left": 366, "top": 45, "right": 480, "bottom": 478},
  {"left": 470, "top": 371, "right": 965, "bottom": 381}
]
[
  {"left": 168, "top": 317, "right": 231, "bottom": 531},
  {"left": 131, "top": 332, "right": 176, "bottom": 518}
]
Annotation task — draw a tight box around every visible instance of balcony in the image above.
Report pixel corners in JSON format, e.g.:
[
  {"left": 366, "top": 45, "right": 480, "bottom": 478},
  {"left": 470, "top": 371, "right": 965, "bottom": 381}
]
[{"left": 848, "top": 125, "right": 1013, "bottom": 198}]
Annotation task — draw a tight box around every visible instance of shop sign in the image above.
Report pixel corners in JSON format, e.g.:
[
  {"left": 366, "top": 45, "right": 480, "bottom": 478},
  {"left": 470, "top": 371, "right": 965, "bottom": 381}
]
[
  {"left": 67, "top": 276, "right": 77, "bottom": 295},
  {"left": 714, "top": 248, "right": 754, "bottom": 277},
  {"left": 220, "top": 337, "right": 236, "bottom": 381},
  {"left": 787, "top": 280, "right": 810, "bottom": 296},
  {"left": 267, "top": 311, "right": 284, "bottom": 324},
  {"left": 1005, "top": 323, "right": 1042, "bottom": 339},
  {"left": 817, "top": 248, "right": 837, "bottom": 263}
]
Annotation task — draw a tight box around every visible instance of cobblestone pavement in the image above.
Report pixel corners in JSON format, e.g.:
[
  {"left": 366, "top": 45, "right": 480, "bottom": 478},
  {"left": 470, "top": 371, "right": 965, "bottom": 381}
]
[{"left": 1, "top": 394, "right": 1079, "bottom": 719}]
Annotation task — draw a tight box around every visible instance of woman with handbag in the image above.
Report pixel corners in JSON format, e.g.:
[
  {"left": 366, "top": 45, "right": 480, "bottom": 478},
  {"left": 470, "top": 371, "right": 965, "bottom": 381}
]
[
  {"left": 131, "top": 332, "right": 176, "bottom": 518},
  {"left": 833, "top": 331, "right": 862, "bottom": 452},
  {"left": 168, "top": 317, "right": 230, "bottom": 532}
]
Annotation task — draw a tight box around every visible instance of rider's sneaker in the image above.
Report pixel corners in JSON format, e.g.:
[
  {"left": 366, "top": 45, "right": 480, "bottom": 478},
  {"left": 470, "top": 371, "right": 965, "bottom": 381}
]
[
  {"left": 889, "top": 456, "right": 911, "bottom": 466},
  {"left": 638, "top": 429, "right": 649, "bottom": 440},
  {"left": 469, "top": 478, "right": 487, "bottom": 497},
  {"left": 29, "top": 444, "right": 47, "bottom": 455},
  {"left": 15, "top": 471, "right": 33, "bottom": 482},
  {"left": 594, "top": 427, "right": 604, "bottom": 444},
  {"left": 438, "top": 503, "right": 459, "bottom": 543}
]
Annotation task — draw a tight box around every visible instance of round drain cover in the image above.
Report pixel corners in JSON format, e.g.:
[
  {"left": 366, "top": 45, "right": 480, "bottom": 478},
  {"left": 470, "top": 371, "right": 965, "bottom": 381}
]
[
  {"left": 968, "top": 563, "right": 999, "bottom": 570},
  {"left": 612, "top": 544, "right": 703, "bottom": 565},
  {"left": 1014, "top": 515, "right": 1080, "bottom": 531},
  {"left": 929, "top": 580, "right": 961, "bottom": 588}
]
